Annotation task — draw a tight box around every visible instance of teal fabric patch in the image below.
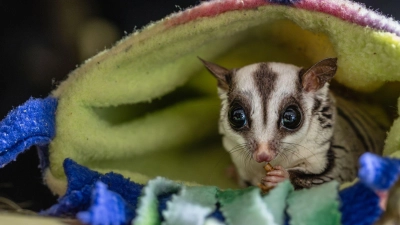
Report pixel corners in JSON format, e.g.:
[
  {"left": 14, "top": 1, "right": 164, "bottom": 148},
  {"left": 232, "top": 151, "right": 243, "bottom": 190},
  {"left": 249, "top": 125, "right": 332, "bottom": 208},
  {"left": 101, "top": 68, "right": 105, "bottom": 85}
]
[
  {"left": 219, "top": 188, "right": 277, "bottom": 225},
  {"left": 133, "top": 177, "right": 182, "bottom": 225},
  {"left": 162, "top": 186, "right": 217, "bottom": 225},
  {"left": 263, "top": 180, "right": 294, "bottom": 225},
  {"left": 287, "top": 181, "right": 341, "bottom": 225}
]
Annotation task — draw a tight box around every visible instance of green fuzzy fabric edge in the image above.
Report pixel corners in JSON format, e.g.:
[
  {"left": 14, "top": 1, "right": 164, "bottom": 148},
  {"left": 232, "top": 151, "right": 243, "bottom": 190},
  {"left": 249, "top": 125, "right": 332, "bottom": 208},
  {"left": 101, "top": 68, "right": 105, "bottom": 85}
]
[{"left": 48, "top": 5, "right": 400, "bottom": 193}]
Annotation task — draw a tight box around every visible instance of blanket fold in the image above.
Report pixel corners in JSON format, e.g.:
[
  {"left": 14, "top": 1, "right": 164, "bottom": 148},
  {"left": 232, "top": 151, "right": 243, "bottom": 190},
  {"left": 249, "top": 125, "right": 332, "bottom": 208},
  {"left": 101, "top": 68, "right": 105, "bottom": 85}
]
[
  {"left": 44, "top": 0, "right": 400, "bottom": 196},
  {"left": 1, "top": 0, "right": 400, "bottom": 224}
]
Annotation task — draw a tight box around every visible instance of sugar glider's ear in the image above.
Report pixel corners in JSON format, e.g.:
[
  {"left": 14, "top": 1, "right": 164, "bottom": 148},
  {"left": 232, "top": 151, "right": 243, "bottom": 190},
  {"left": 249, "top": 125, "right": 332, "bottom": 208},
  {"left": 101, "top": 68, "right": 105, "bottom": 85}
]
[
  {"left": 198, "top": 57, "right": 231, "bottom": 90},
  {"left": 300, "top": 58, "right": 337, "bottom": 92}
]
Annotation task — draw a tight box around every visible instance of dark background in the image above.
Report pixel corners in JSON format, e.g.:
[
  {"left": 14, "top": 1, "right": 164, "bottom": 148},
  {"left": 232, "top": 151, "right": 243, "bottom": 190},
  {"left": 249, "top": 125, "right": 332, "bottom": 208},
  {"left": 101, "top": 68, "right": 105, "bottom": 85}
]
[{"left": 0, "top": 0, "right": 398, "bottom": 212}]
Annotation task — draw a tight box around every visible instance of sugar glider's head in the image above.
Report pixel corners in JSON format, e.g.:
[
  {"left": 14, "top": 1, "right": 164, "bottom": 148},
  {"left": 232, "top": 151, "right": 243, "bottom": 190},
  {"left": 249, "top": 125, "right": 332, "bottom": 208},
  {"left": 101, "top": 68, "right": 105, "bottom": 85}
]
[{"left": 200, "top": 58, "right": 337, "bottom": 164}]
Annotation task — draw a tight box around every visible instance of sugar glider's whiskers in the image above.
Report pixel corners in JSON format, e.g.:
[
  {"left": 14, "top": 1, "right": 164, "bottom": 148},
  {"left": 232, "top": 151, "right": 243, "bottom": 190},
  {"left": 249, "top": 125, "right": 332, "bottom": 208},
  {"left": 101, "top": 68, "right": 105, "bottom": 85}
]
[{"left": 200, "top": 57, "right": 388, "bottom": 189}]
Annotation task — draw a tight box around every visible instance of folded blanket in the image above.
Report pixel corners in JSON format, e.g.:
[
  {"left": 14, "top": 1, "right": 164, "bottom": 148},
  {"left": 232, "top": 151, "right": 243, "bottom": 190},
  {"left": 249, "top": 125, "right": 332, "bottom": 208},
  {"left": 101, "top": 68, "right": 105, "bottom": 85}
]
[
  {"left": 44, "top": 0, "right": 400, "bottom": 195},
  {"left": 38, "top": 152, "right": 399, "bottom": 225},
  {"left": 1, "top": 0, "right": 400, "bottom": 224}
]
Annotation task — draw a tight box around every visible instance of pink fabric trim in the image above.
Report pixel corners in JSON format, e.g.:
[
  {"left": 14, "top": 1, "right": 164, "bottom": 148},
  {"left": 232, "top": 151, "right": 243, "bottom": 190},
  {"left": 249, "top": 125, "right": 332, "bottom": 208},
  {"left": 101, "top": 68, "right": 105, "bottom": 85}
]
[
  {"left": 164, "top": 0, "right": 269, "bottom": 27},
  {"left": 297, "top": 0, "right": 400, "bottom": 35},
  {"left": 164, "top": 0, "right": 400, "bottom": 36}
]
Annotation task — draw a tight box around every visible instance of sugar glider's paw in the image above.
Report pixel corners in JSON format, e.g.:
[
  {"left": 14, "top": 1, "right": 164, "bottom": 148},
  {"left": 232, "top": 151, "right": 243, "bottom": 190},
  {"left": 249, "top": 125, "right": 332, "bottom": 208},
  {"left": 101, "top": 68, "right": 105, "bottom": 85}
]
[{"left": 259, "top": 165, "right": 289, "bottom": 190}]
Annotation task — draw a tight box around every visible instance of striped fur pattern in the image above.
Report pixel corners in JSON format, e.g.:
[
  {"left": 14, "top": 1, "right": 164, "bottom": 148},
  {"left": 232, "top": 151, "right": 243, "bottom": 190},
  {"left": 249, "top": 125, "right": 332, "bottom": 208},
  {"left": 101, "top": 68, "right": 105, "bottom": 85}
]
[{"left": 202, "top": 58, "right": 388, "bottom": 189}]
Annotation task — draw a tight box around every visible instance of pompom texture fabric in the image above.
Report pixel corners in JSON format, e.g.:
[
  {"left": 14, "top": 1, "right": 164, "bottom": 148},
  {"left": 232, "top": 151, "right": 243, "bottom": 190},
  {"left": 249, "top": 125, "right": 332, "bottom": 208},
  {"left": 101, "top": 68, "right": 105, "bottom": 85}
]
[
  {"left": 42, "top": 159, "right": 143, "bottom": 219},
  {"left": 42, "top": 154, "right": 399, "bottom": 225}
]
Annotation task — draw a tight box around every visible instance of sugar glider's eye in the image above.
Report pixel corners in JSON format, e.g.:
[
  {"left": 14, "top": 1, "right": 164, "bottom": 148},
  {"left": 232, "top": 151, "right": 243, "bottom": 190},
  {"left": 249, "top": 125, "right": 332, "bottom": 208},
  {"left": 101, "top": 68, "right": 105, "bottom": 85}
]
[
  {"left": 281, "top": 105, "right": 302, "bottom": 130},
  {"left": 228, "top": 104, "right": 247, "bottom": 130}
]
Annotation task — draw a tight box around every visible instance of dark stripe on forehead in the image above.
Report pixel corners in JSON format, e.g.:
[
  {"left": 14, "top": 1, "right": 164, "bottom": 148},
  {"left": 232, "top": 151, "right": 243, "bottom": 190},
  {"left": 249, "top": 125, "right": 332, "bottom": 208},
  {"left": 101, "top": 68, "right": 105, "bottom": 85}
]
[{"left": 253, "top": 63, "right": 277, "bottom": 125}]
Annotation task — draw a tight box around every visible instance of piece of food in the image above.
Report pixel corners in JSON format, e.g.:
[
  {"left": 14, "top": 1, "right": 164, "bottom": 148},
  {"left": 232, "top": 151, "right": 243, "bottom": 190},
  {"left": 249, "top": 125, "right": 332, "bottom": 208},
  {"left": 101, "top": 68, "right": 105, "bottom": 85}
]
[
  {"left": 264, "top": 163, "right": 274, "bottom": 173},
  {"left": 258, "top": 163, "right": 275, "bottom": 194}
]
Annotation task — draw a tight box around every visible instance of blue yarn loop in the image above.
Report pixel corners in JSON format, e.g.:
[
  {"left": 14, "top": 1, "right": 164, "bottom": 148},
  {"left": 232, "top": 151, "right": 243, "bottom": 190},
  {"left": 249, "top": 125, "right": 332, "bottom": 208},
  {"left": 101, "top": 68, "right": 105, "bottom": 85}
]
[
  {"left": 359, "top": 152, "right": 400, "bottom": 191},
  {"left": 0, "top": 97, "right": 57, "bottom": 167}
]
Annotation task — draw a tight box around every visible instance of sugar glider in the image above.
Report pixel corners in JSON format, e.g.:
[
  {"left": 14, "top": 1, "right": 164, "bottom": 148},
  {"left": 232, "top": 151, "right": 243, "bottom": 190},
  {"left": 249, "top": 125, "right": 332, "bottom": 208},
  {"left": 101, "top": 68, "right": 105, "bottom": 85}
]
[{"left": 200, "top": 57, "right": 388, "bottom": 189}]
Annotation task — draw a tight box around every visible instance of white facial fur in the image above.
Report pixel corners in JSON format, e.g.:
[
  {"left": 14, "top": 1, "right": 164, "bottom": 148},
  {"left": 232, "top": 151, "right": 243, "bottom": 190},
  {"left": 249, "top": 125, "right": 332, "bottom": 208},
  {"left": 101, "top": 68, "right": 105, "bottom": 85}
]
[{"left": 217, "top": 62, "right": 334, "bottom": 185}]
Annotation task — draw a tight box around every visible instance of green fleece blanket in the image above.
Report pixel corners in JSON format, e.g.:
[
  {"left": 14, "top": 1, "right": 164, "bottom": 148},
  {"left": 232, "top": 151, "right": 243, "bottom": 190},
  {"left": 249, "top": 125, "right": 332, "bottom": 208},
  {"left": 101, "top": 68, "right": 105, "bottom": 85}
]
[{"left": 44, "top": 0, "right": 400, "bottom": 199}]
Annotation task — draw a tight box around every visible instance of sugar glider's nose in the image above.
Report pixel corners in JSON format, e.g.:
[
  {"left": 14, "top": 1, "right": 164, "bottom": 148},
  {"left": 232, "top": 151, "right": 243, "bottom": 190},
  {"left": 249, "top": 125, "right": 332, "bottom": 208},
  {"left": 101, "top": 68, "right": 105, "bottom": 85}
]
[{"left": 253, "top": 142, "right": 275, "bottom": 163}]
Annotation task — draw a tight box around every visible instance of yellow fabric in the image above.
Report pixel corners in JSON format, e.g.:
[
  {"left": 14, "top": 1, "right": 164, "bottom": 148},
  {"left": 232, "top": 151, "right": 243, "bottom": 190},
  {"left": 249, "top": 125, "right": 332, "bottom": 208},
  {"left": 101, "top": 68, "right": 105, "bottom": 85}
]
[
  {"left": 0, "top": 213, "right": 67, "bottom": 225},
  {"left": 47, "top": 5, "right": 400, "bottom": 195}
]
